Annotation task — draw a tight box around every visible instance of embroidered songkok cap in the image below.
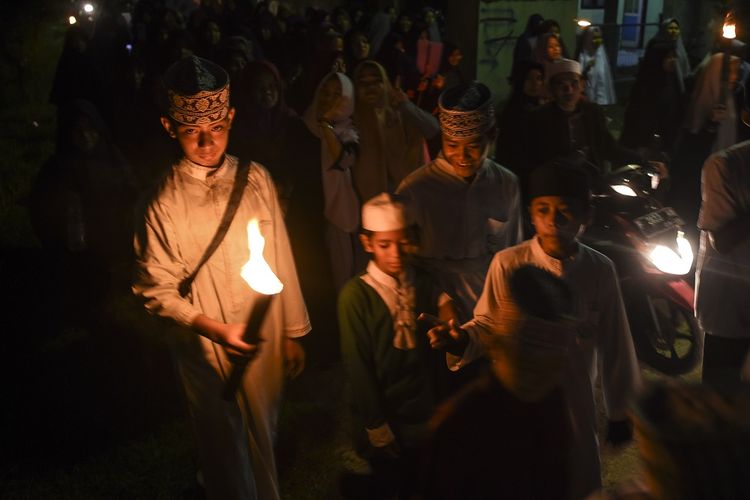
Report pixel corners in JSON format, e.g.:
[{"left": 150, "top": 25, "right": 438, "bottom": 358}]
[
  {"left": 362, "top": 193, "right": 407, "bottom": 232},
  {"left": 546, "top": 58, "right": 582, "bottom": 82},
  {"left": 438, "top": 81, "right": 495, "bottom": 140},
  {"left": 163, "top": 56, "right": 230, "bottom": 125}
]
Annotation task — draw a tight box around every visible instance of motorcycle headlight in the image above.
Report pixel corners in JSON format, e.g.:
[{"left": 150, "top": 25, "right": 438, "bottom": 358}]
[
  {"left": 611, "top": 184, "right": 637, "bottom": 197},
  {"left": 647, "top": 232, "right": 693, "bottom": 275}
]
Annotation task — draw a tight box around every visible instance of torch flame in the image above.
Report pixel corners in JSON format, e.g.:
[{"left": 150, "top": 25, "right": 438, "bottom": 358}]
[
  {"left": 723, "top": 22, "right": 737, "bottom": 39},
  {"left": 240, "top": 219, "right": 283, "bottom": 295}
]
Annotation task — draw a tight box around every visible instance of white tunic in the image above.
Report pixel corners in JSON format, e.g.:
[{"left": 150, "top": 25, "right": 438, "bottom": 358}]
[
  {"left": 696, "top": 141, "right": 750, "bottom": 339},
  {"left": 396, "top": 154, "right": 522, "bottom": 321},
  {"left": 580, "top": 46, "right": 617, "bottom": 106},
  {"left": 133, "top": 156, "right": 310, "bottom": 500},
  {"left": 462, "top": 237, "right": 641, "bottom": 499}
]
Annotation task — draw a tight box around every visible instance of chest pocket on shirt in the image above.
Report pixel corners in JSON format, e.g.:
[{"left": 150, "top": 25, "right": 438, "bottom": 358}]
[{"left": 485, "top": 217, "right": 508, "bottom": 249}]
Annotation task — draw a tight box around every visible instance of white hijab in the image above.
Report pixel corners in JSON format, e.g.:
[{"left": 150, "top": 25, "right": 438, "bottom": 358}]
[
  {"left": 304, "top": 72, "right": 361, "bottom": 233},
  {"left": 686, "top": 53, "right": 739, "bottom": 152}
]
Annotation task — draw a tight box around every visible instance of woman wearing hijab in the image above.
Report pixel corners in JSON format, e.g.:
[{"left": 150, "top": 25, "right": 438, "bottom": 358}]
[
  {"left": 301, "top": 72, "right": 361, "bottom": 293},
  {"left": 344, "top": 29, "right": 371, "bottom": 77},
  {"left": 577, "top": 26, "right": 616, "bottom": 105},
  {"left": 29, "top": 100, "right": 139, "bottom": 323},
  {"left": 495, "top": 61, "right": 545, "bottom": 192},
  {"left": 650, "top": 18, "right": 691, "bottom": 81},
  {"left": 367, "top": 7, "right": 394, "bottom": 58},
  {"left": 672, "top": 53, "right": 748, "bottom": 231},
  {"left": 684, "top": 53, "right": 745, "bottom": 154},
  {"left": 231, "top": 60, "right": 307, "bottom": 198},
  {"left": 438, "top": 42, "right": 466, "bottom": 92},
  {"left": 532, "top": 32, "right": 563, "bottom": 74},
  {"left": 512, "top": 13, "right": 544, "bottom": 71},
  {"left": 422, "top": 7, "right": 441, "bottom": 43},
  {"left": 351, "top": 60, "right": 440, "bottom": 204},
  {"left": 621, "top": 39, "right": 687, "bottom": 153}
]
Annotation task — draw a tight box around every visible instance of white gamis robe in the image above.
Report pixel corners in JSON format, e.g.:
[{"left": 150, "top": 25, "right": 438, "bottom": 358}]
[
  {"left": 396, "top": 154, "right": 523, "bottom": 322},
  {"left": 458, "top": 237, "right": 641, "bottom": 500},
  {"left": 580, "top": 46, "right": 617, "bottom": 106},
  {"left": 133, "top": 156, "right": 310, "bottom": 500}
]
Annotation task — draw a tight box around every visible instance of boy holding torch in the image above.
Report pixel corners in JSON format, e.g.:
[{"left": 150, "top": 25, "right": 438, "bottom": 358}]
[{"left": 133, "top": 56, "right": 309, "bottom": 500}]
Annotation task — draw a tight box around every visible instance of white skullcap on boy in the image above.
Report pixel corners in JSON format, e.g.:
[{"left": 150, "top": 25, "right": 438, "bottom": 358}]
[
  {"left": 362, "top": 193, "right": 406, "bottom": 232},
  {"left": 546, "top": 59, "right": 582, "bottom": 82}
]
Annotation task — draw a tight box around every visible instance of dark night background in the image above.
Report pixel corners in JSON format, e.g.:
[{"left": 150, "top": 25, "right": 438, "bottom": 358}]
[{"left": 2, "top": 0, "right": 750, "bottom": 498}]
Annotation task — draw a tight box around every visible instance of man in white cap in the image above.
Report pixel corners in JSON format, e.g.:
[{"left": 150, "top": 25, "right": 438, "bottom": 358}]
[
  {"left": 133, "top": 56, "right": 309, "bottom": 500},
  {"left": 396, "top": 82, "right": 523, "bottom": 342},
  {"left": 524, "top": 58, "right": 641, "bottom": 174},
  {"left": 338, "top": 192, "right": 447, "bottom": 498}
]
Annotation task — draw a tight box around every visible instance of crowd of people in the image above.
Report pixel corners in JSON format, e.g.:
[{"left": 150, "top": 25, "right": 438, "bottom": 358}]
[{"left": 29, "top": 1, "right": 750, "bottom": 499}]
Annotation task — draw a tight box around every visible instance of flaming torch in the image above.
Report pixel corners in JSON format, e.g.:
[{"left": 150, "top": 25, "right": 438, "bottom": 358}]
[
  {"left": 719, "top": 10, "right": 737, "bottom": 109},
  {"left": 222, "top": 219, "right": 283, "bottom": 400}
]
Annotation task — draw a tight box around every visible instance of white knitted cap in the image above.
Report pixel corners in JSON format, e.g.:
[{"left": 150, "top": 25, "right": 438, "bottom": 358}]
[
  {"left": 546, "top": 59, "right": 582, "bottom": 81},
  {"left": 362, "top": 193, "right": 406, "bottom": 232}
]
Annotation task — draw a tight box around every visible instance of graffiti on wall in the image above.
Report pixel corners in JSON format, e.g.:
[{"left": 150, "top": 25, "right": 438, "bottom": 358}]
[
  {"left": 478, "top": 1, "right": 570, "bottom": 72},
  {"left": 478, "top": 5, "right": 517, "bottom": 71}
]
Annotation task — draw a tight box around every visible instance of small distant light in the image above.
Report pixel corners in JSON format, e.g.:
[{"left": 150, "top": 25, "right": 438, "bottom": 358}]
[
  {"left": 69, "top": 16, "right": 77, "bottom": 25},
  {"left": 83, "top": 3, "right": 94, "bottom": 13},
  {"left": 723, "top": 23, "right": 737, "bottom": 40},
  {"left": 577, "top": 18, "right": 592, "bottom": 28},
  {"left": 32, "top": 121, "right": 39, "bottom": 128}
]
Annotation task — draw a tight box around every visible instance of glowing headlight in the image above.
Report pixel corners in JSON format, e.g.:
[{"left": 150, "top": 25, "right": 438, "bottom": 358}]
[
  {"left": 84, "top": 3, "right": 94, "bottom": 13},
  {"left": 611, "top": 184, "right": 637, "bottom": 197},
  {"left": 647, "top": 232, "right": 693, "bottom": 275},
  {"left": 69, "top": 15, "right": 77, "bottom": 24}
]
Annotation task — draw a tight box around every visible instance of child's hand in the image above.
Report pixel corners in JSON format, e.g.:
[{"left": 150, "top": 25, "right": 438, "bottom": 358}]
[
  {"left": 425, "top": 318, "right": 468, "bottom": 356},
  {"left": 284, "top": 338, "right": 305, "bottom": 379}
]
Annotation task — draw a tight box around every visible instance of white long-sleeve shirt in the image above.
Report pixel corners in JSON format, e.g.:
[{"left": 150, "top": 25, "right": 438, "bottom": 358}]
[{"left": 461, "top": 237, "right": 641, "bottom": 499}]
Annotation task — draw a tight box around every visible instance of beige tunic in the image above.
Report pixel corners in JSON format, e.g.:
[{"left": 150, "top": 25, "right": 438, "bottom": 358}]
[
  {"left": 133, "top": 156, "right": 310, "bottom": 500},
  {"left": 396, "top": 155, "right": 523, "bottom": 322}
]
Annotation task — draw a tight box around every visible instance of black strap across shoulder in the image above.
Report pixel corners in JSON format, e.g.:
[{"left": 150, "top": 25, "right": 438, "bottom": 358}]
[{"left": 178, "top": 161, "right": 250, "bottom": 297}]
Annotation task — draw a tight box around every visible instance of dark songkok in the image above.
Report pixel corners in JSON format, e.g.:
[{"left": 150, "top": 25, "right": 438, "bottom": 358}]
[
  {"left": 163, "top": 56, "right": 230, "bottom": 125},
  {"left": 528, "top": 161, "right": 591, "bottom": 204},
  {"left": 438, "top": 82, "right": 495, "bottom": 140}
]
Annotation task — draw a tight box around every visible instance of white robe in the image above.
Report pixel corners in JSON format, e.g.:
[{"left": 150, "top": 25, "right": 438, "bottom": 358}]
[
  {"left": 133, "top": 156, "right": 310, "bottom": 500},
  {"left": 580, "top": 46, "right": 617, "bottom": 106},
  {"left": 396, "top": 154, "right": 523, "bottom": 322},
  {"left": 462, "top": 237, "right": 641, "bottom": 500}
]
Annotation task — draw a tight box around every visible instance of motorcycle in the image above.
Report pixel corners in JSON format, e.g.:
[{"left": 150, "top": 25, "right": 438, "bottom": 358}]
[{"left": 580, "top": 163, "right": 702, "bottom": 375}]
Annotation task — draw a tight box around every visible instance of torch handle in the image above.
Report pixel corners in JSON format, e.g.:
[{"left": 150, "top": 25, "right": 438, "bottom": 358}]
[
  {"left": 719, "top": 50, "right": 730, "bottom": 106},
  {"left": 222, "top": 356, "right": 251, "bottom": 401},
  {"left": 222, "top": 293, "right": 276, "bottom": 401}
]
